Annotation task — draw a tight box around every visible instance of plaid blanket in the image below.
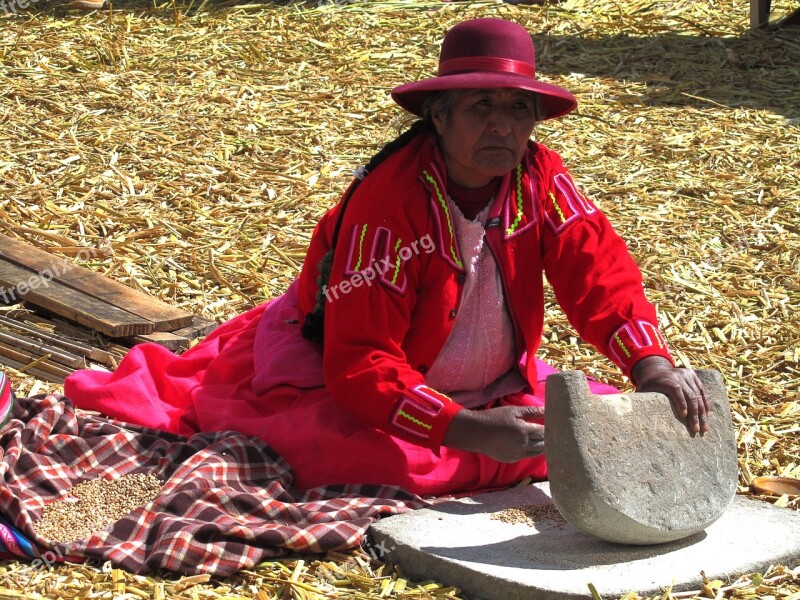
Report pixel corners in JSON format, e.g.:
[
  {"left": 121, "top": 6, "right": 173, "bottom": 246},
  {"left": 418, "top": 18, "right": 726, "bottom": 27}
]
[{"left": 0, "top": 394, "right": 426, "bottom": 575}]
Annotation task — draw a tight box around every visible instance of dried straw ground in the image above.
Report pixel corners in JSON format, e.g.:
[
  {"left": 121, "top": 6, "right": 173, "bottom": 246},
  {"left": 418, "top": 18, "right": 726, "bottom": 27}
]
[{"left": 1, "top": 0, "right": 799, "bottom": 597}]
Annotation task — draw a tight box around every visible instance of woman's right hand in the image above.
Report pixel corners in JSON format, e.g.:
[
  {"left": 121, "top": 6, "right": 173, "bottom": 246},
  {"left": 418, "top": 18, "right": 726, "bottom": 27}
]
[{"left": 442, "top": 405, "right": 545, "bottom": 462}]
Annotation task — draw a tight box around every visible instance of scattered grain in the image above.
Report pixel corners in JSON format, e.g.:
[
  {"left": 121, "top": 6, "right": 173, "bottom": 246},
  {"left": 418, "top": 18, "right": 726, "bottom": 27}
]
[{"left": 33, "top": 473, "right": 162, "bottom": 543}]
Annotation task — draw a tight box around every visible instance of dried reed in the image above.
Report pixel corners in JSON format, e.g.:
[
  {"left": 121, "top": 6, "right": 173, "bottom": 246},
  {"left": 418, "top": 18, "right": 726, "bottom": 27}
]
[{"left": 0, "top": 0, "right": 798, "bottom": 597}]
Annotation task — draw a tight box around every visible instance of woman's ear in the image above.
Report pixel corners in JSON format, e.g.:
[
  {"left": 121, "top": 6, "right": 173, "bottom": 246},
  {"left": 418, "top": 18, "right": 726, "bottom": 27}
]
[{"left": 431, "top": 107, "right": 446, "bottom": 136}]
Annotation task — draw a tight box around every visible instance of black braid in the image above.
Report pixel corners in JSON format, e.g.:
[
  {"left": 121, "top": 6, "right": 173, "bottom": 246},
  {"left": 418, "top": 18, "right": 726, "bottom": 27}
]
[{"left": 301, "top": 119, "right": 432, "bottom": 344}]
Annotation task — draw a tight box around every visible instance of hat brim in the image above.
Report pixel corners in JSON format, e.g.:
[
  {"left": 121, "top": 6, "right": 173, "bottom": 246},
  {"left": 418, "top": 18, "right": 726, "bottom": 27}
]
[{"left": 391, "top": 71, "right": 577, "bottom": 121}]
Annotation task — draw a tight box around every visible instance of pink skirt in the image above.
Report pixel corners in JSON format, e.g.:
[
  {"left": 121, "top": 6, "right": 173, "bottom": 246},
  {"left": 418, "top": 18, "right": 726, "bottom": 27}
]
[{"left": 64, "top": 282, "right": 619, "bottom": 497}]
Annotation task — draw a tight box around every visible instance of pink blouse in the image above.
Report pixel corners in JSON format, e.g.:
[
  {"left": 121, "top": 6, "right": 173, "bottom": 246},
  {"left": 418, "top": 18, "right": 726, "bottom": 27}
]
[{"left": 424, "top": 196, "right": 528, "bottom": 408}]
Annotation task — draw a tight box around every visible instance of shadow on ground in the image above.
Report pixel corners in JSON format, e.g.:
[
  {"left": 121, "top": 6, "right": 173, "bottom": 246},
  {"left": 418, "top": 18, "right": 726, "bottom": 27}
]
[{"left": 533, "top": 29, "right": 800, "bottom": 117}]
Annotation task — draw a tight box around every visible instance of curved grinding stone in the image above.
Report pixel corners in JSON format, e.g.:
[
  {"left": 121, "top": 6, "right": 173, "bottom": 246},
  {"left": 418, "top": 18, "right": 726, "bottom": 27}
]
[{"left": 544, "top": 369, "right": 737, "bottom": 545}]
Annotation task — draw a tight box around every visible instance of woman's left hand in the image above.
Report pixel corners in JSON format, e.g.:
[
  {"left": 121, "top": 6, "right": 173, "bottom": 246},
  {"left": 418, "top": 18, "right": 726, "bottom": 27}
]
[{"left": 631, "top": 356, "right": 710, "bottom": 433}]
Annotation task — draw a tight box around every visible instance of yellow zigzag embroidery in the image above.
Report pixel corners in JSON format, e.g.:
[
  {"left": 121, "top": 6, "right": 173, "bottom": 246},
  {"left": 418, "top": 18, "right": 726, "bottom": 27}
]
[
  {"left": 398, "top": 410, "right": 433, "bottom": 430},
  {"left": 391, "top": 238, "right": 403, "bottom": 284},
  {"left": 654, "top": 331, "right": 665, "bottom": 348},
  {"left": 506, "top": 164, "right": 525, "bottom": 236},
  {"left": 354, "top": 224, "right": 368, "bottom": 271},
  {"left": 423, "top": 171, "right": 463, "bottom": 269},
  {"left": 550, "top": 190, "right": 567, "bottom": 223},
  {"left": 614, "top": 333, "right": 632, "bottom": 358}
]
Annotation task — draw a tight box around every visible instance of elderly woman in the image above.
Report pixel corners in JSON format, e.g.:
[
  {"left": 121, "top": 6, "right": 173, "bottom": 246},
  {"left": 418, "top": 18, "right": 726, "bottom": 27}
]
[{"left": 64, "top": 18, "right": 708, "bottom": 497}]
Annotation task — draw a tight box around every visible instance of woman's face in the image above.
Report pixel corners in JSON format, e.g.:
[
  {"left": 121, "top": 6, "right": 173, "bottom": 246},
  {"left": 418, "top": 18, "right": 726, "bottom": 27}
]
[{"left": 432, "top": 88, "right": 537, "bottom": 189}]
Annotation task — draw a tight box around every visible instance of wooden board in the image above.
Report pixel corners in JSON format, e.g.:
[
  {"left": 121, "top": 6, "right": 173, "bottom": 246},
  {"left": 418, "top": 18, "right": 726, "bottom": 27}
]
[
  {"left": 126, "top": 316, "right": 219, "bottom": 351},
  {"left": 128, "top": 331, "right": 191, "bottom": 352},
  {"left": 0, "top": 315, "right": 118, "bottom": 367},
  {"left": 0, "top": 329, "right": 84, "bottom": 368},
  {"left": 0, "top": 345, "right": 73, "bottom": 383},
  {"left": 171, "top": 316, "right": 219, "bottom": 340},
  {"left": 750, "top": 0, "right": 771, "bottom": 27},
  {"left": 0, "top": 234, "right": 194, "bottom": 331},
  {"left": 0, "top": 260, "right": 154, "bottom": 337}
]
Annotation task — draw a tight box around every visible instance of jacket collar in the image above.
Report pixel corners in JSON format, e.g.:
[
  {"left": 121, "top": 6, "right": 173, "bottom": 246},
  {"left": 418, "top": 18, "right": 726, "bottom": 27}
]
[{"left": 419, "top": 137, "right": 539, "bottom": 273}]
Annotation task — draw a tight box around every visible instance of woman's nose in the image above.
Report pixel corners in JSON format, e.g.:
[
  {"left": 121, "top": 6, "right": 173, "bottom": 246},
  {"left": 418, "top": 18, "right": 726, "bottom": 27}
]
[{"left": 488, "top": 107, "right": 513, "bottom": 135}]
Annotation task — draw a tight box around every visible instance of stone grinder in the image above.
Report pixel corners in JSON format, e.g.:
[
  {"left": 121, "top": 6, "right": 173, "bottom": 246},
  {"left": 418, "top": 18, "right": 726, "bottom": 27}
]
[
  {"left": 368, "top": 369, "right": 800, "bottom": 599},
  {"left": 544, "top": 369, "right": 738, "bottom": 545}
]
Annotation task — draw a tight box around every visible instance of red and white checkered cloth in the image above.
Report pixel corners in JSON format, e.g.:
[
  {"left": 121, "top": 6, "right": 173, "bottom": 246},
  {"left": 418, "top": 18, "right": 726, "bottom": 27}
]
[{"left": 0, "top": 394, "right": 426, "bottom": 575}]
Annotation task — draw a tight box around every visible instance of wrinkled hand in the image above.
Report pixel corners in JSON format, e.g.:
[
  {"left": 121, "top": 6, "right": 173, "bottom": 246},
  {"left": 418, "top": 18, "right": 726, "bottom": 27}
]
[
  {"left": 442, "top": 405, "right": 545, "bottom": 462},
  {"left": 631, "top": 356, "right": 710, "bottom": 433}
]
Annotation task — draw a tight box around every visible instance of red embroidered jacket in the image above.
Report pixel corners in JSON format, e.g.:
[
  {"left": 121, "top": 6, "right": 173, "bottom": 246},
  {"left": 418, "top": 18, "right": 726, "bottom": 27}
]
[{"left": 296, "top": 134, "right": 673, "bottom": 451}]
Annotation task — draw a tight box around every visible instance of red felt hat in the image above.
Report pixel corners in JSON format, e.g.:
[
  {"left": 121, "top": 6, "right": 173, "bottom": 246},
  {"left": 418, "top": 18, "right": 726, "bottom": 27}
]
[{"left": 391, "top": 18, "right": 577, "bottom": 121}]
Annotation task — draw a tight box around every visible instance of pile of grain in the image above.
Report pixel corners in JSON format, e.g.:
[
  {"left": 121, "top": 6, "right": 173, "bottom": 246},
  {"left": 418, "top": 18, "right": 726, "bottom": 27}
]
[
  {"left": 33, "top": 473, "right": 162, "bottom": 543},
  {"left": 491, "top": 503, "right": 566, "bottom": 528}
]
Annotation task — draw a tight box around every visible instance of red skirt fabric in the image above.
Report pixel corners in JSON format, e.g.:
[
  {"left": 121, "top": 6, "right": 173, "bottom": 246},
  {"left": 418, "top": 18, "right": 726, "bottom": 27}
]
[{"left": 64, "top": 284, "right": 619, "bottom": 497}]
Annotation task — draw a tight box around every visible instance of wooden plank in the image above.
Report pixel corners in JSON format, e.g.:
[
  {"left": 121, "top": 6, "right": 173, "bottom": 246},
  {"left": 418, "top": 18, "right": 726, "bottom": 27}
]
[
  {"left": 0, "top": 260, "right": 154, "bottom": 338},
  {"left": 171, "top": 316, "right": 219, "bottom": 339},
  {"left": 19, "top": 311, "right": 131, "bottom": 361},
  {"left": 0, "top": 235, "right": 194, "bottom": 331},
  {"left": 0, "top": 345, "right": 71, "bottom": 383},
  {"left": 125, "top": 317, "right": 218, "bottom": 351},
  {"left": 0, "top": 315, "right": 117, "bottom": 366},
  {"left": 0, "top": 362, "right": 65, "bottom": 383},
  {"left": 0, "top": 329, "right": 84, "bottom": 368},
  {"left": 750, "top": 0, "right": 771, "bottom": 27},
  {"left": 17, "top": 311, "right": 130, "bottom": 350},
  {"left": 128, "top": 331, "right": 191, "bottom": 352},
  {"left": 0, "top": 342, "right": 74, "bottom": 378}
]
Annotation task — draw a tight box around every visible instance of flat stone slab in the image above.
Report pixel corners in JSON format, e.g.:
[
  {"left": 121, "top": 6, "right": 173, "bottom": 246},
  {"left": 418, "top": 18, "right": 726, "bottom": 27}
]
[
  {"left": 369, "top": 483, "right": 800, "bottom": 600},
  {"left": 545, "top": 369, "right": 738, "bottom": 544}
]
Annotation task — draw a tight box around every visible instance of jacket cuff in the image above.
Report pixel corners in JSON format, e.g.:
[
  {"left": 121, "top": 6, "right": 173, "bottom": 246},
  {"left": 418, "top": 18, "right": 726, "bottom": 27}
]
[
  {"left": 390, "top": 384, "right": 463, "bottom": 452},
  {"left": 607, "top": 320, "right": 674, "bottom": 378}
]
